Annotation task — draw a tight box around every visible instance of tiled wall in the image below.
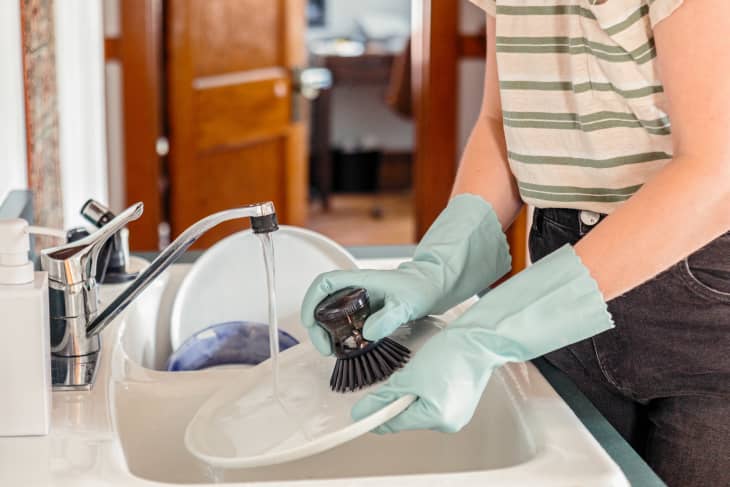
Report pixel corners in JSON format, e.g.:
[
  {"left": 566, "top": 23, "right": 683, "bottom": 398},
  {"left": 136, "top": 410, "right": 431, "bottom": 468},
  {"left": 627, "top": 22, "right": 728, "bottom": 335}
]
[{"left": 20, "top": 0, "right": 64, "bottom": 233}]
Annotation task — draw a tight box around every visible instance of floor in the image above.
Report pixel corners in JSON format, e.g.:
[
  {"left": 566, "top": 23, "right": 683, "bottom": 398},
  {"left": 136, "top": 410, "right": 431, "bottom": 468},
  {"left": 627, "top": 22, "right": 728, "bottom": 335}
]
[{"left": 306, "top": 192, "right": 415, "bottom": 246}]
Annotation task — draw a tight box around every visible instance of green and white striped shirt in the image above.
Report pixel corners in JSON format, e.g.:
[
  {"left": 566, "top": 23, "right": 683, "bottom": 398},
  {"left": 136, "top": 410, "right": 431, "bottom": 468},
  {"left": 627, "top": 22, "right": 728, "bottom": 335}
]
[{"left": 470, "top": 0, "right": 684, "bottom": 213}]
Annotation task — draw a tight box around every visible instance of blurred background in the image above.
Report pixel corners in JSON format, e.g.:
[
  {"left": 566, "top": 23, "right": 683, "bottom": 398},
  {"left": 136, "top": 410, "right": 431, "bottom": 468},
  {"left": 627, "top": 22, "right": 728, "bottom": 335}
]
[{"left": 1, "top": 0, "right": 497, "bottom": 251}]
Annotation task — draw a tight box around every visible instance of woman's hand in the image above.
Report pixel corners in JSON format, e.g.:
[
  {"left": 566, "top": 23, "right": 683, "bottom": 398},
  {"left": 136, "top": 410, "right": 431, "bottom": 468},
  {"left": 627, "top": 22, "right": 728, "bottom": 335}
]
[
  {"left": 301, "top": 195, "right": 512, "bottom": 355},
  {"left": 300, "top": 266, "right": 452, "bottom": 355},
  {"left": 352, "top": 327, "right": 502, "bottom": 433},
  {"left": 352, "top": 245, "right": 614, "bottom": 433}
]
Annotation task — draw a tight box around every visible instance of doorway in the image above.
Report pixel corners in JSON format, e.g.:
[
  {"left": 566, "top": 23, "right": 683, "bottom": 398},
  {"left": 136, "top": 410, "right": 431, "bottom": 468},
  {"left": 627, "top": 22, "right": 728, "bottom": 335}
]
[
  {"left": 306, "top": 0, "right": 415, "bottom": 245},
  {"left": 103, "top": 0, "right": 526, "bottom": 268}
]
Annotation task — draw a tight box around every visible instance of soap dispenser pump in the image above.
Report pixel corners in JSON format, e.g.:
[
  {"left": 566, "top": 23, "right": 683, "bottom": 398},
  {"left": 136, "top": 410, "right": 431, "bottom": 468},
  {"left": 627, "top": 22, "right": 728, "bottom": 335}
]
[{"left": 0, "top": 219, "right": 52, "bottom": 436}]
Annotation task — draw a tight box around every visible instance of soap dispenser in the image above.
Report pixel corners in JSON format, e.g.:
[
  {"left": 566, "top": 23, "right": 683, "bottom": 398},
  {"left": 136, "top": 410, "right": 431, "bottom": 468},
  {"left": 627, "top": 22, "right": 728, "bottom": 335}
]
[{"left": 0, "top": 219, "right": 52, "bottom": 436}]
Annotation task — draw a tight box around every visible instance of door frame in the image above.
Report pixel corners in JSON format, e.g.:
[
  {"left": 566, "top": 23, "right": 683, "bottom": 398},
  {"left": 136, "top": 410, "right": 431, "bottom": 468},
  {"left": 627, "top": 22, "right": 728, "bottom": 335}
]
[
  {"left": 104, "top": 0, "right": 164, "bottom": 250},
  {"left": 411, "top": 0, "right": 460, "bottom": 241},
  {"left": 411, "top": 0, "right": 527, "bottom": 273},
  {"left": 106, "top": 0, "right": 527, "bottom": 268}
]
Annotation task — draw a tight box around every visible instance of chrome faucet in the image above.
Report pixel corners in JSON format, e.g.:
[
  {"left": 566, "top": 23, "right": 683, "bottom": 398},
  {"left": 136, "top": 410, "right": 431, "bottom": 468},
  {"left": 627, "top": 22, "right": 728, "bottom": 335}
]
[{"left": 40, "top": 201, "right": 278, "bottom": 390}]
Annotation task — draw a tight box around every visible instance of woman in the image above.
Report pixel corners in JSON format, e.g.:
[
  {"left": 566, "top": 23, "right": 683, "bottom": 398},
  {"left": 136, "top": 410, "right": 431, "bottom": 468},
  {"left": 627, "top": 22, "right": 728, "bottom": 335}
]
[{"left": 301, "top": 1, "right": 730, "bottom": 485}]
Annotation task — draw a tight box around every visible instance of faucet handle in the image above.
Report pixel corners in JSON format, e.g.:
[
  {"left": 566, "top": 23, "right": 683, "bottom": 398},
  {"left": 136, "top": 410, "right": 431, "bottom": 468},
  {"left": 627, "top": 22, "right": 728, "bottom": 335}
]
[{"left": 40, "top": 202, "right": 144, "bottom": 286}]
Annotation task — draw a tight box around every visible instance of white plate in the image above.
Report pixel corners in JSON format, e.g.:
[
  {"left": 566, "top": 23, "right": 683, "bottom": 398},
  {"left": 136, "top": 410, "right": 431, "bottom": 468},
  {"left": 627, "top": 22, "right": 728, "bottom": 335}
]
[
  {"left": 184, "top": 317, "right": 445, "bottom": 469},
  {"left": 170, "top": 226, "right": 358, "bottom": 350}
]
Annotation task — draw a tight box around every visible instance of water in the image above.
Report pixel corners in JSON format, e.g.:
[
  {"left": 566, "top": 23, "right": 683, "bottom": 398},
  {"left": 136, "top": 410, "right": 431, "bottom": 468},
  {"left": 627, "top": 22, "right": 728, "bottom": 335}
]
[
  {"left": 257, "top": 233, "right": 280, "bottom": 395},
  {"left": 256, "top": 233, "right": 312, "bottom": 442},
  {"left": 205, "top": 351, "right": 364, "bottom": 459},
  {"left": 198, "top": 231, "right": 349, "bottom": 470},
  {"left": 204, "top": 465, "right": 225, "bottom": 483},
  {"left": 194, "top": 253, "right": 438, "bottom": 464}
]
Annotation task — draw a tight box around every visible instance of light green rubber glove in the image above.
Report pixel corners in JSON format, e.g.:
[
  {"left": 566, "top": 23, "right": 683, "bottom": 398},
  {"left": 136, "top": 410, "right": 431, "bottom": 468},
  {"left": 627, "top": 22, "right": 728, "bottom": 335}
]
[
  {"left": 351, "top": 244, "right": 614, "bottom": 433},
  {"left": 300, "top": 194, "right": 512, "bottom": 355}
]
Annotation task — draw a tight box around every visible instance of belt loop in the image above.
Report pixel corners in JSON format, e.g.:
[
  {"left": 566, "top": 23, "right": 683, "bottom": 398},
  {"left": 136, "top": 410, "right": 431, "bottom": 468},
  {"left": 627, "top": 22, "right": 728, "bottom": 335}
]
[{"left": 532, "top": 208, "right": 544, "bottom": 234}]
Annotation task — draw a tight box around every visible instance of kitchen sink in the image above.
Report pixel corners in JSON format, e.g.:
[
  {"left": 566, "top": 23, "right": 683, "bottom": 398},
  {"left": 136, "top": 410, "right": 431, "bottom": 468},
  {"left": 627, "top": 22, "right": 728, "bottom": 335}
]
[{"left": 107, "top": 261, "right": 628, "bottom": 486}]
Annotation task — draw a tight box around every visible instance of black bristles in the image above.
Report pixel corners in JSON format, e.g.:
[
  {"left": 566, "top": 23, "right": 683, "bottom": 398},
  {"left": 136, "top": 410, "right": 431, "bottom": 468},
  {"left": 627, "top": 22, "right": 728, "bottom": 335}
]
[
  {"left": 354, "top": 356, "right": 364, "bottom": 388},
  {"left": 377, "top": 345, "right": 401, "bottom": 368},
  {"left": 335, "top": 359, "right": 345, "bottom": 392},
  {"left": 360, "top": 355, "right": 373, "bottom": 385},
  {"left": 383, "top": 338, "right": 411, "bottom": 356},
  {"left": 330, "top": 359, "right": 342, "bottom": 389},
  {"left": 329, "top": 338, "right": 411, "bottom": 393},
  {"left": 372, "top": 349, "right": 391, "bottom": 375},
  {"left": 364, "top": 349, "right": 383, "bottom": 381},
  {"left": 346, "top": 360, "right": 355, "bottom": 390}
]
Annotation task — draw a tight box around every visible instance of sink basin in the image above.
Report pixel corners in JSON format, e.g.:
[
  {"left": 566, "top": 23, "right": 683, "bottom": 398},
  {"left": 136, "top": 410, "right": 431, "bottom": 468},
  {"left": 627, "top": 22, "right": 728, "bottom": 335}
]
[{"left": 108, "top": 260, "right": 629, "bottom": 486}]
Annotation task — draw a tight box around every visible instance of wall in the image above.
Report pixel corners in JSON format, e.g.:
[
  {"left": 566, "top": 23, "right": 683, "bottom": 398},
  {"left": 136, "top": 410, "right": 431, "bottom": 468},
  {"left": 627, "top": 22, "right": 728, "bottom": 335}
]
[
  {"left": 308, "top": 0, "right": 487, "bottom": 154},
  {"left": 102, "top": 0, "right": 126, "bottom": 214},
  {"left": 20, "top": 0, "right": 65, "bottom": 233},
  {"left": 308, "top": 0, "right": 413, "bottom": 152},
  {"left": 1, "top": 1, "right": 108, "bottom": 227},
  {"left": 0, "top": 1, "right": 28, "bottom": 205},
  {"left": 309, "top": 0, "right": 411, "bottom": 39},
  {"left": 54, "top": 0, "right": 109, "bottom": 228}
]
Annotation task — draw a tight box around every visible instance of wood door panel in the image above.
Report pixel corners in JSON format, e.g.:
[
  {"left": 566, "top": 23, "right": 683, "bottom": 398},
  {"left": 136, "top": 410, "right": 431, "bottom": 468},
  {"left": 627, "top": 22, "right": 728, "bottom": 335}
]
[
  {"left": 172, "top": 137, "right": 287, "bottom": 248},
  {"left": 168, "top": 0, "right": 307, "bottom": 248},
  {"left": 195, "top": 74, "right": 291, "bottom": 153},
  {"left": 190, "top": 0, "right": 282, "bottom": 77}
]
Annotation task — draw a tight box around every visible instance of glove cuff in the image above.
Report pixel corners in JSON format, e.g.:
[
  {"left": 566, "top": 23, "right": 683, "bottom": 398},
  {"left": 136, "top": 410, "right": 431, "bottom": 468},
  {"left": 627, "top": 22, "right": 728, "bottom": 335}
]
[
  {"left": 440, "top": 194, "right": 512, "bottom": 285},
  {"left": 400, "top": 194, "right": 512, "bottom": 314},
  {"left": 449, "top": 244, "right": 614, "bottom": 362}
]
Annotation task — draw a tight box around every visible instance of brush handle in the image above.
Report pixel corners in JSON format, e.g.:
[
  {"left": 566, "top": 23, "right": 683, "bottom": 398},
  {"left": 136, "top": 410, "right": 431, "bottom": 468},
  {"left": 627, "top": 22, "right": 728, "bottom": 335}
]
[{"left": 314, "top": 287, "right": 372, "bottom": 359}]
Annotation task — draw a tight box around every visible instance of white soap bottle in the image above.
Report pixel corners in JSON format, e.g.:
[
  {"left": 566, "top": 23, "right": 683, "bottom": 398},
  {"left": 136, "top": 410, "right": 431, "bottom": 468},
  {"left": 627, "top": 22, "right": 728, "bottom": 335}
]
[{"left": 0, "top": 219, "right": 51, "bottom": 436}]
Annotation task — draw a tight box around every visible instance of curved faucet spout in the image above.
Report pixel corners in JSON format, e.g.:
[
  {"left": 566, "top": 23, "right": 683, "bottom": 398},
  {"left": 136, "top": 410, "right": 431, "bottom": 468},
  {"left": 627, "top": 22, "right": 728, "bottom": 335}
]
[{"left": 85, "top": 202, "right": 277, "bottom": 338}]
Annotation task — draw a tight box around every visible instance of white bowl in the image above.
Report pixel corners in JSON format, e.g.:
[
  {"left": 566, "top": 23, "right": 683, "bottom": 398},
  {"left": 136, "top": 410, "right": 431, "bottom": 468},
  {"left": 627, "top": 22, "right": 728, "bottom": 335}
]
[{"left": 170, "top": 226, "right": 358, "bottom": 351}]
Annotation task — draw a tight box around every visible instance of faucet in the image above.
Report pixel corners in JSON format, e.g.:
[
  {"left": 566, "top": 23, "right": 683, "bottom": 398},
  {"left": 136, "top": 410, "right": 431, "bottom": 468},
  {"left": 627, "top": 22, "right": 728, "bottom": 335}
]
[{"left": 40, "top": 201, "right": 278, "bottom": 390}]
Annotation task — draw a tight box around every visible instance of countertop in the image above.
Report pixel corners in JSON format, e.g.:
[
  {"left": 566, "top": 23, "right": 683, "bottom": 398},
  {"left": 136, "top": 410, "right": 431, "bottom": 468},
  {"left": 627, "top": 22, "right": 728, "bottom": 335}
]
[{"left": 137, "top": 245, "right": 666, "bottom": 487}]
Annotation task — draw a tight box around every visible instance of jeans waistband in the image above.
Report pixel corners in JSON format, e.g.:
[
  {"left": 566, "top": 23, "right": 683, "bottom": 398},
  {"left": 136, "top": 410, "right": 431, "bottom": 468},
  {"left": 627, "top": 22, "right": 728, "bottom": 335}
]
[{"left": 532, "top": 208, "right": 608, "bottom": 237}]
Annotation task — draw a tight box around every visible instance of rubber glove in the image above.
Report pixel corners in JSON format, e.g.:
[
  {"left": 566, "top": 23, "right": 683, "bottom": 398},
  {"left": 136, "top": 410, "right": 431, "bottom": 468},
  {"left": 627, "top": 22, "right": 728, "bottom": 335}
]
[
  {"left": 300, "top": 194, "right": 512, "bottom": 355},
  {"left": 351, "top": 244, "right": 614, "bottom": 433}
]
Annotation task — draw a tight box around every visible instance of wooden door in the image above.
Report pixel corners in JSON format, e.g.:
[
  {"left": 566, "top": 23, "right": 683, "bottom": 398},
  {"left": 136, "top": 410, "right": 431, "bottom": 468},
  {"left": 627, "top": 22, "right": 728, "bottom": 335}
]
[{"left": 167, "top": 0, "right": 307, "bottom": 248}]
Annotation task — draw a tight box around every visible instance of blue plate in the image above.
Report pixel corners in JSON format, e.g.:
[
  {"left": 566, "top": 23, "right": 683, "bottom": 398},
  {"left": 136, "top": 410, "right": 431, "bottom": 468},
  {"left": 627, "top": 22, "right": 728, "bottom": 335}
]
[{"left": 167, "top": 321, "right": 299, "bottom": 372}]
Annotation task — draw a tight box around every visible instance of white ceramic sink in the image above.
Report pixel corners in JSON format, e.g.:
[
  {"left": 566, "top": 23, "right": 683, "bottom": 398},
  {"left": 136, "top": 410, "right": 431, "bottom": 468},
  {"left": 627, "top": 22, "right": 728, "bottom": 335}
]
[{"left": 107, "top": 260, "right": 629, "bottom": 486}]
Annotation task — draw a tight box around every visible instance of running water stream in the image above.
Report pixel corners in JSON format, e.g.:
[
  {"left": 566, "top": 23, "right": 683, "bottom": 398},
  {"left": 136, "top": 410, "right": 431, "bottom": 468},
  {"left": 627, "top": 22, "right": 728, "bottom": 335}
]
[
  {"left": 197, "top": 230, "right": 346, "bottom": 480},
  {"left": 257, "top": 233, "right": 312, "bottom": 442},
  {"left": 258, "top": 233, "right": 281, "bottom": 394}
]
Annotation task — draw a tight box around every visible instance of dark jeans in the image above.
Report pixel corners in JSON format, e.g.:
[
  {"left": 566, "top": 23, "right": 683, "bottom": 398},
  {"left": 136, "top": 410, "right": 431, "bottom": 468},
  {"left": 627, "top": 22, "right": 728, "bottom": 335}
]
[{"left": 529, "top": 208, "right": 730, "bottom": 487}]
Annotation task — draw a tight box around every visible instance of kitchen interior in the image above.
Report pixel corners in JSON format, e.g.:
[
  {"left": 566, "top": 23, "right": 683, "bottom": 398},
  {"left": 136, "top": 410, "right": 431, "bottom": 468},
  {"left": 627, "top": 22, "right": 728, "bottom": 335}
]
[
  {"left": 0, "top": 1, "right": 668, "bottom": 486},
  {"left": 305, "top": 0, "right": 415, "bottom": 245}
]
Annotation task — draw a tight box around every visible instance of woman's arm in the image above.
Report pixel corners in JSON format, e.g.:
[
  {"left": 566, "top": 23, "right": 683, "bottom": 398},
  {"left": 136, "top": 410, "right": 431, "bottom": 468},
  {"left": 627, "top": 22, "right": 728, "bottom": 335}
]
[
  {"left": 451, "top": 15, "right": 524, "bottom": 230},
  {"left": 575, "top": 0, "right": 730, "bottom": 300}
]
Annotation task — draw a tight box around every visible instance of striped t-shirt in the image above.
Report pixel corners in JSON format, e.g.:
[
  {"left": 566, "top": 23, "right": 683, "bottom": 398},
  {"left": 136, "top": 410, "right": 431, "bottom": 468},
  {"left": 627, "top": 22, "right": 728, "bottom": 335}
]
[{"left": 469, "top": 0, "right": 684, "bottom": 213}]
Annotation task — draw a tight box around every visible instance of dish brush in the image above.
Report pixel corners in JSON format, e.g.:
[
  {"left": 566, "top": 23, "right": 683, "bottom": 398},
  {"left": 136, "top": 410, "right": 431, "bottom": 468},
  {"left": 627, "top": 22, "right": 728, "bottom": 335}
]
[{"left": 314, "top": 287, "right": 411, "bottom": 393}]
